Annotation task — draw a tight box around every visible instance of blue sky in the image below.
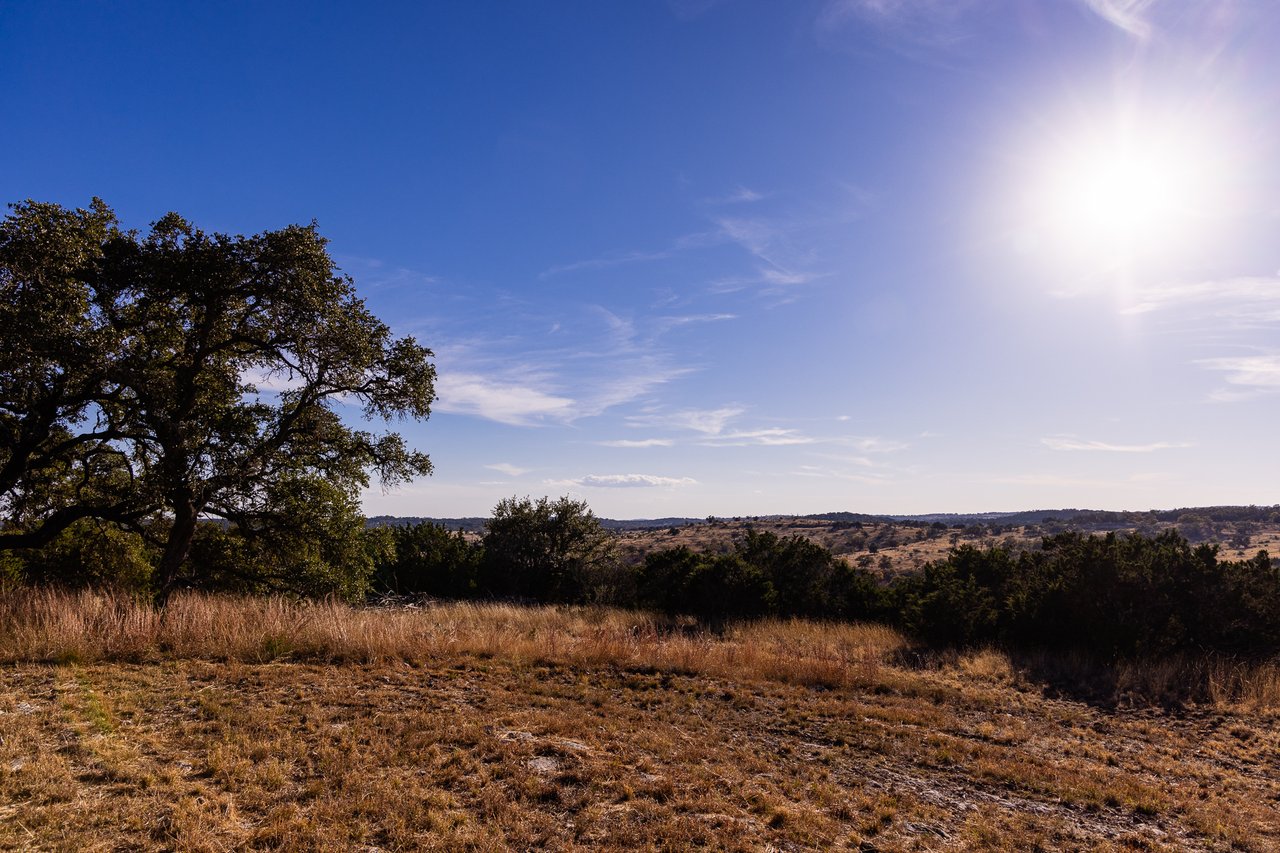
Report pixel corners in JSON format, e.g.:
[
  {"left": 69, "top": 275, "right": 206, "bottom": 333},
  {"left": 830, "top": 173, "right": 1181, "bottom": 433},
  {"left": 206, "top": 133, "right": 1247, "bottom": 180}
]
[{"left": 3, "top": 0, "right": 1278, "bottom": 517}]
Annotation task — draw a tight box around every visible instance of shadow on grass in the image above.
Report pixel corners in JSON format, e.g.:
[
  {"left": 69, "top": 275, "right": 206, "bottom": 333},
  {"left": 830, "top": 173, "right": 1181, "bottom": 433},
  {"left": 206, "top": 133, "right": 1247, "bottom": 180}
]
[{"left": 893, "top": 642, "right": 1280, "bottom": 712}]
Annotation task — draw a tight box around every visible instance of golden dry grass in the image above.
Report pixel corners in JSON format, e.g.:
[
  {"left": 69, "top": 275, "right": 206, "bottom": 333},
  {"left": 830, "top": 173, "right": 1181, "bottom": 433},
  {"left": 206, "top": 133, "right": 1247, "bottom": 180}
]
[
  {"left": 0, "top": 588, "right": 905, "bottom": 691},
  {"left": 3, "top": 590, "right": 1280, "bottom": 850}
]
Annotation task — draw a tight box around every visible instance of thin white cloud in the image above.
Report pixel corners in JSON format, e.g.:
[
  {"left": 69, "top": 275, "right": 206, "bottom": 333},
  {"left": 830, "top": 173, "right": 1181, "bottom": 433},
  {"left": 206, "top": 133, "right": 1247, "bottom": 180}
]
[
  {"left": 809, "top": 451, "right": 877, "bottom": 468},
  {"left": 575, "top": 365, "right": 695, "bottom": 418},
  {"left": 657, "top": 313, "right": 738, "bottom": 329},
  {"left": 820, "top": 0, "right": 1163, "bottom": 48},
  {"left": 715, "top": 217, "right": 777, "bottom": 260},
  {"left": 598, "top": 438, "right": 675, "bottom": 448},
  {"left": 1042, "top": 436, "right": 1192, "bottom": 453},
  {"left": 1080, "top": 0, "right": 1158, "bottom": 39},
  {"left": 710, "top": 186, "right": 767, "bottom": 204},
  {"left": 1198, "top": 354, "right": 1280, "bottom": 392},
  {"left": 795, "top": 465, "right": 892, "bottom": 485},
  {"left": 817, "top": 0, "right": 982, "bottom": 47},
  {"left": 556, "top": 474, "right": 698, "bottom": 489},
  {"left": 540, "top": 249, "right": 674, "bottom": 279},
  {"left": 1117, "top": 277, "right": 1280, "bottom": 398},
  {"left": 626, "top": 407, "right": 905, "bottom": 451},
  {"left": 713, "top": 217, "right": 824, "bottom": 291},
  {"left": 485, "top": 462, "right": 530, "bottom": 477},
  {"left": 992, "top": 473, "right": 1122, "bottom": 488},
  {"left": 434, "top": 372, "right": 575, "bottom": 426},
  {"left": 846, "top": 437, "right": 910, "bottom": 453},
  {"left": 629, "top": 406, "right": 746, "bottom": 436},
  {"left": 759, "top": 268, "right": 821, "bottom": 286},
  {"left": 1121, "top": 276, "right": 1280, "bottom": 321},
  {"left": 539, "top": 230, "right": 722, "bottom": 279},
  {"left": 699, "top": 428, "right": 817, "bottom": 447}
]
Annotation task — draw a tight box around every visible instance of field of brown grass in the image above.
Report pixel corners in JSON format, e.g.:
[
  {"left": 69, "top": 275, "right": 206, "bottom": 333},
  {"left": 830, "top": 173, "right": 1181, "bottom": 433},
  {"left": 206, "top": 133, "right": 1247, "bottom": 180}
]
[{"left": 3, "top": 590, "right": 1280, "bottom": 850}]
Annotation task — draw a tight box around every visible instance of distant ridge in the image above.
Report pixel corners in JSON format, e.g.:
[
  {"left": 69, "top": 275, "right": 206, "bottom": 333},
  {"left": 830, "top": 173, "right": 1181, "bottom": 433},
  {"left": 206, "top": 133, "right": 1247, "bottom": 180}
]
[{"left": 368, "top": 505, "right": 1280, "bottom": 532}]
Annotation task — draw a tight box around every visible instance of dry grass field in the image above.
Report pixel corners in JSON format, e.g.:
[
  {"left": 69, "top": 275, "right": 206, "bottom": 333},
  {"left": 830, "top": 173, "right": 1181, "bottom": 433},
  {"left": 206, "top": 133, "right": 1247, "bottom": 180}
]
[{"left": 3, "top": 591, "right": 1280, "bottom": 850}]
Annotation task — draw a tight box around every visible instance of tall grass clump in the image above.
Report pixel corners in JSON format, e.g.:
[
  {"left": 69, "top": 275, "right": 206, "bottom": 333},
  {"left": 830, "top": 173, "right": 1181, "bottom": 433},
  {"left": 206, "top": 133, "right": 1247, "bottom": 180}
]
[{"left": 0, "top": 588, "right": 907, "bottom": 691}]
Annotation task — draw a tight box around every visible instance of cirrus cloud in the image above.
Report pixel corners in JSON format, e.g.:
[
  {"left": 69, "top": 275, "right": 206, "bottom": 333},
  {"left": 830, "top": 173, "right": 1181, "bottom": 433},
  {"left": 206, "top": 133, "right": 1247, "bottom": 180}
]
[
  {"left": 1042, "top": 436, "right": 1192, "bottom": 453},
  {"left": 555, "top": 474, "right": 698, "bottom": 489}
]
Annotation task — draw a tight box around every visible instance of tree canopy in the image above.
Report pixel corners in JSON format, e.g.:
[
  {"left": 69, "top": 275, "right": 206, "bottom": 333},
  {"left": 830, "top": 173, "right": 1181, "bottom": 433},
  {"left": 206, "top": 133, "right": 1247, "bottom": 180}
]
[
  {"left": 480, "top": 496, "right": 620, "bottom": 602},
  {"left": 0, "top": 199, "right": 435, "bottom": 599}
]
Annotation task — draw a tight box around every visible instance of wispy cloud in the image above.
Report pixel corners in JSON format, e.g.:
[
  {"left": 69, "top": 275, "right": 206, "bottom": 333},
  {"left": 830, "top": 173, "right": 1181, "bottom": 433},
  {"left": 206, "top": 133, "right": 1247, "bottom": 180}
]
[
  {"left": 576, "top": 363, "right": 695, "bottom": 419},
  {"left": 1116, "top": 276, "right": 1280, "bottom": 399},
  {"left": 817, "top": 0, "right": 1174, "bottom": 51},
  {"left": 656, "top": 313, "right": 738, "bottom": 330},
  {"left": 711, "top": 216, "right": 826, "bottom": 293},
  {"left": 539, "top": 231, "right": 721, "bottom": 279},
  {"left": 1080, "top": 0, "right": 1158, "bottom": 39},
  {"left": 1198, "top": 354, "right": 1280, "bottom": 395},
  {"left": 555, "top": 473, "right": 698, "bottom": 488},
  {"left": 485, "top": 462, "right": 530, "bottom": 477},
  {"left": 334, "top": 255, "right": 439, "bottom": 295},
  {"left": 428, "top": 302, "right": 697, "bottom": 427},
  {"left": 539, "top": 249, "right": 675, "bottom": 279},
  {"left": 992, "top": 473, "right": 1124, "bottom": 488},
  {"left": 624, "top": 407, "right": 909, "bottom": 451},
  {"left": 1042, "top": 436, "right": 1192, "bottom": 453},
  {"left": 434, "top": 372, "right": 575, "bottom": 426},
  {"left": 1121, "top": 276, "right": 1280, "bottom": 324},
  {"left": 794, "top": 464, "right": 892, "bottom": 485},
  {"left": 710, "top": 186, "right": 767, "bottom": 204},
  {"left": 598, "top": 438, "right": 675, "bottom": 448},
  {"left": 699, "top": 428, "right": 816, "bottom": 447},
  {"left": 843, "top": 436, "right": 910, "bottom": 453},
  {"left": 629, "top": 406, "right": 747, "bottom": 436},
  {"left": 817, "top": 0, "right": 982, "bottom": 48}
]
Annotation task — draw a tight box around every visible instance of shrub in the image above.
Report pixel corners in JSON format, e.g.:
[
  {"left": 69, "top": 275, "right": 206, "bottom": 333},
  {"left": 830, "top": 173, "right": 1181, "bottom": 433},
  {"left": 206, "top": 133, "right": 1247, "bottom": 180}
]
[
  {"left": 373, "top": 522, "right": 483, "bottom": 598},
  {"left": 480, "top": 496, "right": 619, "bottom": 603}
]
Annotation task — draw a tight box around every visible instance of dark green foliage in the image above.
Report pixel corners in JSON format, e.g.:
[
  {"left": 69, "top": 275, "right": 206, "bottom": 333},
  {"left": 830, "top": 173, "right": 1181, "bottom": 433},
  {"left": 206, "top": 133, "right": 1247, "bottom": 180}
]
[
  {"left": 889, "top": 545, "right": 1009, "bottom": 647},
  {"left": 637, "top": 546, "right": 774, "bottom": 622},
  {"left": 0, "top": 199, "right": 435, "bottom": 600},
  {"left": 638, "top": 528, "right": 882, "bottom": 622},
  {"left": 480, "top": 496, "right": 620, "bottom": 603},
  {"left": 373, "top": 522, "right": 483, "bottom": 598},
  {"left": 8, "top": 519, "right": 155, "bottom": 594},
  {"left": 886, "top": 530, "right": 1280, "bottom": 657}
]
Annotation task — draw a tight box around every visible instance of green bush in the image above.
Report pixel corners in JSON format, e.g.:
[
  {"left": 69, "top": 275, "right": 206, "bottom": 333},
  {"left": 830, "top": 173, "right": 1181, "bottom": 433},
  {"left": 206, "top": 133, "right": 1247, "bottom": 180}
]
[
  {"left": 480, "top": 496, "right": 618, "bottom": 603},
  {"left": 638, "top": 528, "right": 882, "bottom": 623},
  {"left": 10, "top": 519, "right": 155, "bottom": 595},
  {"left": 886, "top": 530, "right": 1279, "bottom": 657},
  {"left": 372, "top": 522, "right": 483, "bottom": 598}
]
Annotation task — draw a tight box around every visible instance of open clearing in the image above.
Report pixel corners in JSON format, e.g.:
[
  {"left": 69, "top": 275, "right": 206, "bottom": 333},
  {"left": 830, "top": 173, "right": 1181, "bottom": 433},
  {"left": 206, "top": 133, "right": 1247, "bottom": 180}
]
[{"left": 3, "top": 596, "right": 1280, "bottom": 850}]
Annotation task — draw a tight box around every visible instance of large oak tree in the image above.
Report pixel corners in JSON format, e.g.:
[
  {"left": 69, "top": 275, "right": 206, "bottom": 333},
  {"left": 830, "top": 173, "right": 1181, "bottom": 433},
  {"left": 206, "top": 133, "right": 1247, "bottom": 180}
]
[{"left": 0, "top": 199, "right": 435, "bottom": 599}]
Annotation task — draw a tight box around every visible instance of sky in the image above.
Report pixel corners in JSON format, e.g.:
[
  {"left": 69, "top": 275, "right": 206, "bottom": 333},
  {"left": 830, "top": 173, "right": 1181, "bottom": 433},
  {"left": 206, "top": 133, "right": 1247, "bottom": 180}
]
[{"left": 3, "top": 0, "right": 1279, "bottom": 518}]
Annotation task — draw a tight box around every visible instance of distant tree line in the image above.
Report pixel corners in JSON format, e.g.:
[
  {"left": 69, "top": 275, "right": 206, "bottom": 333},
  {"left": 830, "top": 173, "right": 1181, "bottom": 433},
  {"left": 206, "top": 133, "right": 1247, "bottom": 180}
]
[{"left": 363, "top": 504, "right": 1280, "bottom": 659}]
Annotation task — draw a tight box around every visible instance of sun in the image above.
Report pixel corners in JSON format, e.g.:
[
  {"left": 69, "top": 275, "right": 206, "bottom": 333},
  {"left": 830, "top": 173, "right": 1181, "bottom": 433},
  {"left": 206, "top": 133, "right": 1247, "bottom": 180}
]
[
  {"left": 1023, "top": 103, "right": 1234, "bottom": 276},
  {"left": 1048, "top": 136, "right": 1188, "bottom": 249}
]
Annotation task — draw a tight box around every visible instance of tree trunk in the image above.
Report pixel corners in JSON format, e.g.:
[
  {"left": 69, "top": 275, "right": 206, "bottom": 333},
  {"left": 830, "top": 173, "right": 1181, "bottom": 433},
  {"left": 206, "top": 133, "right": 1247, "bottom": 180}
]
[{"left": 155, "top": 496, "right": 199, "bottom": 605}]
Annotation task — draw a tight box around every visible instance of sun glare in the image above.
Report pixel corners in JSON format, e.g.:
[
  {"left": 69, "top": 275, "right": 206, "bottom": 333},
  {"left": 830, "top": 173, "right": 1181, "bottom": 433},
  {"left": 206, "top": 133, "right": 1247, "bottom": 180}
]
[
  {"left": 1024, "top": 104, "right": 1235, "bottom": 277},
  {"left": 1050, "top": 138, "right": 1186, "bottom": 246}
]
